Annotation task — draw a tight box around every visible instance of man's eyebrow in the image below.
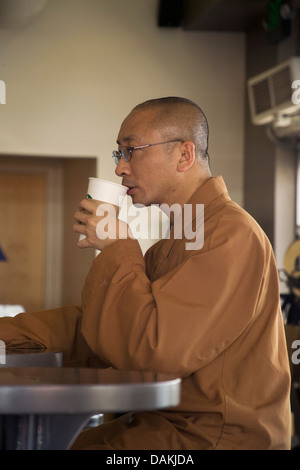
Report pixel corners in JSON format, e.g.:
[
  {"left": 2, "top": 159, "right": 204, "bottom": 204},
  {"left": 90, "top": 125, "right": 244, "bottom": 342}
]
[{"left": 117, "top": 135, "right": 140, "bottom": 146}]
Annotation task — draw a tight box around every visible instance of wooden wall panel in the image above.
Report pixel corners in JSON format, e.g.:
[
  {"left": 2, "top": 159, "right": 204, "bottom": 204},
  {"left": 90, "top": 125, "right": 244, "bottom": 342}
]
[{"left": 0, "top": 173, "right": 46, "bottom": 313}]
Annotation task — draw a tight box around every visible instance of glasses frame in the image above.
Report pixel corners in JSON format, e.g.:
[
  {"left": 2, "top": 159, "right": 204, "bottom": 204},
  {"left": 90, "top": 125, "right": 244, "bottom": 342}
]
[{"left": 112, "top": 139, "right": 184, "bottom": 165}]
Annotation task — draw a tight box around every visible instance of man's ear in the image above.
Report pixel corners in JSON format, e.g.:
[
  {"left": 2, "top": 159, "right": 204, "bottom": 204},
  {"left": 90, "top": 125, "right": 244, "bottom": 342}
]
[{"left": 177, "top": 142, "right": 195, "bottom": 173}]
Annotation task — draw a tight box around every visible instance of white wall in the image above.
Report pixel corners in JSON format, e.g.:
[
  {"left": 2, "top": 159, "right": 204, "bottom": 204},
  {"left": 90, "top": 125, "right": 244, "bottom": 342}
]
[
  {"left": 273, "top": 28, "right": 298, "bottom": 276},
  {"left": 274, "top": 147, "right": 296, "bottom": 292},
  {"left": 0, "top": 0, "right": 245, "bottom": 205}
]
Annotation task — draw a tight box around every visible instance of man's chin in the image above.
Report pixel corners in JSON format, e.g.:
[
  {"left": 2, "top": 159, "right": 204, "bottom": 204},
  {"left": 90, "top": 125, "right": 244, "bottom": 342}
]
[
  {"left": 130, "top": 196, "right": 151, "bottom": 208},
  {"left": 132, "top": 200, "right": 149, "bottom": 208}
]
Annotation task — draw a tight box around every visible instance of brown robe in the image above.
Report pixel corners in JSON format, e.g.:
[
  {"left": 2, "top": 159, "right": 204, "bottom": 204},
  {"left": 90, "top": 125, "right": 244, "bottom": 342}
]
[{"left": 0, "top": 176, "right": 291, "bottom": 449}]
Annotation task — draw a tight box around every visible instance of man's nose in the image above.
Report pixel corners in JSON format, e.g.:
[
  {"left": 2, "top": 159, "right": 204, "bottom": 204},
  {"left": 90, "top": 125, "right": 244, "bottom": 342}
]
[{"left": 115, "top": 158, "right": 131, "bottom": 177}]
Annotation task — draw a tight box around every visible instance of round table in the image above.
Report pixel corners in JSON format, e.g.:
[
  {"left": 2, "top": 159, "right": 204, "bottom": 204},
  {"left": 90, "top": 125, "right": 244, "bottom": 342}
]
[{"left": 0, "top": 367, "right": 181, "bottom": 450}]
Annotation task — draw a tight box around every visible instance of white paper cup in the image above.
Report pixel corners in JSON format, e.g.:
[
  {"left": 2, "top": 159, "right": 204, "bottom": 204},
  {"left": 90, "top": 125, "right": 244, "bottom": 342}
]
[
  {"left": 79, "top": 177, "right": 127, "bottom": 241},
  {"left": 86, "top": 177, "right": 127, "bottom": 206}
]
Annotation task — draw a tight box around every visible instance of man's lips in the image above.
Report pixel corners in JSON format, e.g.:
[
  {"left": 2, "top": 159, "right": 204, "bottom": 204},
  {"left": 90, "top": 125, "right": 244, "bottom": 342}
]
[
  {"left": 123, "top": 183, "right": 137, "bottom": 196},
  {"left": 127, "top": 186, "right": 137, "bottom": 196}
]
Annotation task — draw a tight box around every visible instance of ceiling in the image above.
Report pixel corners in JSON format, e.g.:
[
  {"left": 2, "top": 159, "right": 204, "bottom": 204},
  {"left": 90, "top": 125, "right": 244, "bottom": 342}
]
[{"left": 159, "top": 0, "right": 300, "bottom": 32}]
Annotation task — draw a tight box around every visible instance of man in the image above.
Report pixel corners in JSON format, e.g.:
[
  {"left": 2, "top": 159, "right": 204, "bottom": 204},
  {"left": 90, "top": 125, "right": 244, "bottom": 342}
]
[{"left": 0, "top": 97, "right": 291, "bottom": 449}]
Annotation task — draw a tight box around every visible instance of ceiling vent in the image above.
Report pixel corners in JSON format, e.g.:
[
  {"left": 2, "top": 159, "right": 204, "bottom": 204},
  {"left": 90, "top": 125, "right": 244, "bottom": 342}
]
[{"left": 247, "top": 57, "right": 300, "bottom": 125}]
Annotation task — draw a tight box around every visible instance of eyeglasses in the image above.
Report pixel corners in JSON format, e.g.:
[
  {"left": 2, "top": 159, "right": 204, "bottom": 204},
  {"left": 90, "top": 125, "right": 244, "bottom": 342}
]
[{"left": 112, "top": 139, "right": 184, "bottom": 165}]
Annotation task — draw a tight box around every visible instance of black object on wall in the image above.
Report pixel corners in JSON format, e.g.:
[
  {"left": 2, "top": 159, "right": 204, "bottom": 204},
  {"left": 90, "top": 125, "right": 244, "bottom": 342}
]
[
  {"left": 266, "top": 0, "right": 294, "bottom": 44},
  {"left": 158, "top": 0, "right": 183, "bottom": 27}
]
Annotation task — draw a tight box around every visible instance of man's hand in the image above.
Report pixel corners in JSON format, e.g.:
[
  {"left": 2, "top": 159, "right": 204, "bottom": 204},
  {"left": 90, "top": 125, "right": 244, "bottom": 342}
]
[{"left": 73, "top": 198, "right": 132, "bottom": 251}]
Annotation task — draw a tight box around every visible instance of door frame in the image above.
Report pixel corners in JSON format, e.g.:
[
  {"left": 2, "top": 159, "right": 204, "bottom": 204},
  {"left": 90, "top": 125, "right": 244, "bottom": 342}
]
[{"left": 0, "top": 158, "right": 63, "bottom": 310}]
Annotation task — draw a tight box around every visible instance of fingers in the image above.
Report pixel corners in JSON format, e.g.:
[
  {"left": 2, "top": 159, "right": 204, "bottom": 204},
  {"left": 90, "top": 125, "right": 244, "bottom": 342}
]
[
  {"left": 78, "top": 198, "right": 99, "bottom": 213},
  {"left": 73, "top": 199, "right": 101, "bottom": 241},
  {"left": 73, "top": 198, "right": 128, "bottom": 251},
  {"left": 74, "top": 209, "right": 87, "bottom": 225},
  {"left": 77, "top": 236, "right": 91, "bottom": 249}
]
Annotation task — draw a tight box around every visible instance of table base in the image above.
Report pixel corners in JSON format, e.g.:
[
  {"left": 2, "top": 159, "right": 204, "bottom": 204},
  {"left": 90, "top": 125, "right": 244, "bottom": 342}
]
[{"left": 0, "top": 413, "right": 103, "bottom": 450}]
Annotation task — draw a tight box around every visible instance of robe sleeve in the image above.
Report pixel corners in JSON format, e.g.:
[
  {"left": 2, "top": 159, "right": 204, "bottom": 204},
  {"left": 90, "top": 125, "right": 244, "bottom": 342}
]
[
  {"left": 81, "top": 215, "right": 277, "bottom": 376},
  {"left": 0, "top": 305, "right": 102, "bottom": 367}
]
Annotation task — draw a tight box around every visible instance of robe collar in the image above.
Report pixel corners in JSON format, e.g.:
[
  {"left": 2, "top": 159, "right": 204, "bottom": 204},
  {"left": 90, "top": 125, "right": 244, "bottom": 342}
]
[{"left": 160, "top": 175, "right": 231, "bottom": 257}]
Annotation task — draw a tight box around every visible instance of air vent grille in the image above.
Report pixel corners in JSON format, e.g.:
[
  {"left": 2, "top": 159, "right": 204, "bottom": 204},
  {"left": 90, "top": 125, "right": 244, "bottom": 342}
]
[
  {"left": 271, "top": 66, "right": 292, "bottom": 106},
  {"left": 247, "top": 57, "right": 300, "bottom": 125},
  {"left": 252, "top": 79, "right": 271, "bottom": 114}
]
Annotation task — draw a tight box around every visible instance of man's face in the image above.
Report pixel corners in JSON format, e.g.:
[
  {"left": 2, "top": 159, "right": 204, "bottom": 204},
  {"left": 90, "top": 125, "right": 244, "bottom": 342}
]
[{"left": 115, "top": 108, "right": 180, "bottom": 206}]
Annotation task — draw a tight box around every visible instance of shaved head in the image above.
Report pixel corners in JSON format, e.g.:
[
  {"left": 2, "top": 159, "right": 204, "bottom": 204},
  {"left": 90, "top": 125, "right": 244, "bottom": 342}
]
[{"left": 132, "top": 97, "right": 209, "bottom": 162}]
